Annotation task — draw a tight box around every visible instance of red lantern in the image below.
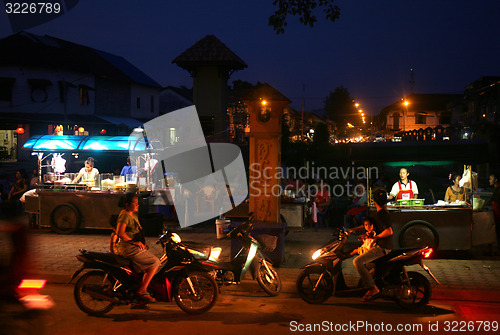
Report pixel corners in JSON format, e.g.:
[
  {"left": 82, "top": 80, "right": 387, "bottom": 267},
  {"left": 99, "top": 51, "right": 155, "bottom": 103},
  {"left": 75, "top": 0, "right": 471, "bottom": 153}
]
[
  {"left": 100, "top": 129, "right": 106, "bottom": 135},
  {"left": 16, "top": 127, "right": 25, "bottom": 135},
  {"left": 78, "top": 127, "right": 85, "bottom": 133}
]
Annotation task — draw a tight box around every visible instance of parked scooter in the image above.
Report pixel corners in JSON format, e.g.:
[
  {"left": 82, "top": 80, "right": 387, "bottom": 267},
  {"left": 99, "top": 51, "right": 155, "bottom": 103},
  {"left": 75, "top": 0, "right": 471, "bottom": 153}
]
[
  {"left": 69, "top": 230, "right": 218, "bottom": 316},
  {"left": 203, "top": 213, "right": 282, "bottom": 296},
  {"left": 296, "top": 227, "right": 440, "bottom": 309}
]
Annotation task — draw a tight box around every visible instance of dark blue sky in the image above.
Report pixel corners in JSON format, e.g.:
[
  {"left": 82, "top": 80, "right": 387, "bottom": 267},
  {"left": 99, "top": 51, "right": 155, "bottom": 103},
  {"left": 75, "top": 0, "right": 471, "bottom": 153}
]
[{"left": 1, "top": 0, "right": 499, "bottom": 116}]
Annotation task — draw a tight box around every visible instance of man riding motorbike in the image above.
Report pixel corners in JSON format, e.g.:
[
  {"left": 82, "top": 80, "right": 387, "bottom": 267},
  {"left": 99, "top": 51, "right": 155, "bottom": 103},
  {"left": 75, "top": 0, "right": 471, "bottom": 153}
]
[{"left": 350, "top": 188, "right": 392, "bottom": 302}]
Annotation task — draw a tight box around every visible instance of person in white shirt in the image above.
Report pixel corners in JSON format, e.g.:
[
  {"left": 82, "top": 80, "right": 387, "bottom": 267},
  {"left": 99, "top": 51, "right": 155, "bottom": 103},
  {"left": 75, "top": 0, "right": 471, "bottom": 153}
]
[
  {"left": 72, "top": 157, "right": 99, "bottom": 184},
  {"left": 389, "top": 168, "right": 418, "bottom": 200}
]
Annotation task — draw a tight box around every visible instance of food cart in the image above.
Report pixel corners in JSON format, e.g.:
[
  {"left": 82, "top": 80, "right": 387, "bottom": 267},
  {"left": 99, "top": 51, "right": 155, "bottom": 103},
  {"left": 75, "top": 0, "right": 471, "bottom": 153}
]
[
  {"left": 350, "top": 141, "right": 496, "bottom": 251},
  {"left": 22, "top": 135, "right": 166, "bottom": 234},
  {"left": 366, "top": 166, "right": 496, "bottom": 251},
  {"left": 379, "top": 204, "right": 496, "bottom": 250}
]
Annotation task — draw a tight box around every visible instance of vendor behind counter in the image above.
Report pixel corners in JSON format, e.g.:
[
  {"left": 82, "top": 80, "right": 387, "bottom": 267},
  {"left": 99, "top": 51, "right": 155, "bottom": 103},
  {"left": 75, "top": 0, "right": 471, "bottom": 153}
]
[
  {"left": 389, "top": 167, "right": 419, "bottom": 200},
  {"left": 72, "top": 157, "right": 99, "bottom": 184}
]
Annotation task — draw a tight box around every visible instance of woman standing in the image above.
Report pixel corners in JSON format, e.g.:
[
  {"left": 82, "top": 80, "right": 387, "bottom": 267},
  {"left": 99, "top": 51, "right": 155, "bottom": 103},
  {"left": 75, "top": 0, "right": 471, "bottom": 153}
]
[
  {"left": 4, "top": 169, "right": 28, "bottom": 217},
  {"left": 8, "top": 169, "right": 28, "bottom": 201},
  {"left": 389, "top": 167, "right": 419, "bottom": 200},
  {"left": 444, "top": 173, "right": 468, "bottom": 203},
  {"left": 485, "top": 174, "right": 500, "bottom": 249},
  {"left": 115, "top": 193, "right": 160, "bottom": 303}
]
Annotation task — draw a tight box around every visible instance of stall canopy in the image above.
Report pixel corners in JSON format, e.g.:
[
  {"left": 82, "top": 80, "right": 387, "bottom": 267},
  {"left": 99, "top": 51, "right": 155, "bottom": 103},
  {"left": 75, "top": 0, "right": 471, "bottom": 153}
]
[{"left": 23, "top": 135, "right": 147, "bottom": 152}]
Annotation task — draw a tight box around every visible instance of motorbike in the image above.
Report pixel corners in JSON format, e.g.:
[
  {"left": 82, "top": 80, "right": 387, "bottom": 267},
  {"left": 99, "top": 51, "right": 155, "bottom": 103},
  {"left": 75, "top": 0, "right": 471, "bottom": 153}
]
[
  {"left": 202, "top": 213, "right": 282, "bottom": 296},
  {"left": 296, "top": 227, "right": 440, "bottom": 309},
  {"left": 69, "top": 230, "right": 218, "bottom": 316},
  {"left": 0, "top": 224, "right": 54, "bottom": 334}
]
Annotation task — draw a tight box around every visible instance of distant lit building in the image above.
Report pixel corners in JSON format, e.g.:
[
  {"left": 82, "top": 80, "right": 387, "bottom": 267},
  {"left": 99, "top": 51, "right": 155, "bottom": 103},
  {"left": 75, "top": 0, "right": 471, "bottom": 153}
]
[
  {"left": 0, "top": 32, "right": 161, "bottom": 161},
  {"left": 376, "top": 94, "right": 464, "bottom": 141},
  {"left": 464, "top": 76, "right": 500, "bottom": 125}
]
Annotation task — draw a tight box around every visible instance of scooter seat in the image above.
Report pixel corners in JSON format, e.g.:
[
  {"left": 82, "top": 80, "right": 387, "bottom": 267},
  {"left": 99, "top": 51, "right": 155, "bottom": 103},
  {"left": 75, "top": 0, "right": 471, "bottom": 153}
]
[
  {"left": 81, "top": 250, "right": 133, "bottom": 267},
  {"left": 371, "top": 247, "right": 423, "bottom": 265}
]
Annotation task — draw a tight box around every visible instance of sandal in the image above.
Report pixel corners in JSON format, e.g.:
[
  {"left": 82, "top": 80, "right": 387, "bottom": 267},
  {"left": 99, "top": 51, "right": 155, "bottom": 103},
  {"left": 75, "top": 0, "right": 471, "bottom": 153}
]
[
  {"left": 136, "top": 292, "right": 156, "bottom": 303},
  {"left": 362, "top": 289, "right": 379, "bottom": 302}
]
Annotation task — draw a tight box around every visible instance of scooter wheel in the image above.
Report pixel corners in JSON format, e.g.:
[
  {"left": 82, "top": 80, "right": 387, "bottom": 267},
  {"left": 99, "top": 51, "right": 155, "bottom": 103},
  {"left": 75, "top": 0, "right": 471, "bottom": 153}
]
[
  {"left": 174, "top": 271, "right": 218, "bottom": 314},
  {"left": 296, "top": 267, "right": 333, "bottom": 304},
  {"left": 395, "top": 271, "right": 431, "bottom": 310},
  {"left": 256, "top": 260, "right": 282, "bottom": 296},
  {"left": 73, "top": 270, "right": 116, "bottom": 316}
]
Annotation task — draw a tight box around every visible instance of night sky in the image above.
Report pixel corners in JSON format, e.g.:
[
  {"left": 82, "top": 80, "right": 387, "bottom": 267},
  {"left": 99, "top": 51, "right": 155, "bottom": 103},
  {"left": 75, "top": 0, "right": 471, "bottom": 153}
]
[{"left": 1, "top": 0, "right": 499, "bottom": 116}]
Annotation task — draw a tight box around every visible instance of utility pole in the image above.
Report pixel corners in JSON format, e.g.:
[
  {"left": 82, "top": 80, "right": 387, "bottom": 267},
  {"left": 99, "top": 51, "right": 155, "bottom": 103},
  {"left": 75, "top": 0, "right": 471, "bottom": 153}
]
[
  {"left": 409, "top": 68, "right": 415, "bottom": 95},
  {"left": 301, "top": 83, "right": 305, "bottom": 141}
]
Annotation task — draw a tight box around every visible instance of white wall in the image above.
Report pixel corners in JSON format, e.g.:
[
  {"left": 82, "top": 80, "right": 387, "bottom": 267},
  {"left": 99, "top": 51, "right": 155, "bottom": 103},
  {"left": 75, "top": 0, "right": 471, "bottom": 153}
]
[
  {"left": 0, "top": 66, "right": 95, "bottom": 115},
  {"left": 131, "top": 85, "right": 160, "bottom": 119}
]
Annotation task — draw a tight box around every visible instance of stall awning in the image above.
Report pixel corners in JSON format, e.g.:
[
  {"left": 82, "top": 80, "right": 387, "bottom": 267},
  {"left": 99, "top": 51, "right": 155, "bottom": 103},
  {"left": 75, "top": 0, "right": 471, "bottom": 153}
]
[
  {"left": 23, "top": 135, "right": 146, "bottom": 152},
  {"left": 96, "top": 115, "right": 142, "bottom": 128}
]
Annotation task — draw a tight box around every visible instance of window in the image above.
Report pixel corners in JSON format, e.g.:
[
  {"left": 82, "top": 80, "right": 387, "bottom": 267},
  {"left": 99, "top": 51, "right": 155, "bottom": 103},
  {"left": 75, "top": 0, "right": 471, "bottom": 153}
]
[
  {"left": 415, "top": 113, "right": 426, "bottom": 124},
  {"left": 392, "top": 112, "right": 400, "bottom": 130},
  {"left": 137, "top": 97, "right": 141, "bottom": 109},
  {"left": 58, "top": 80, "right": 76, "bottom": 103},
  {"left": 0, "top": 77, "right": 16, "bottom": 102},
  {"left": 79, "top": 84, "right": 93, "bottom": 105}
]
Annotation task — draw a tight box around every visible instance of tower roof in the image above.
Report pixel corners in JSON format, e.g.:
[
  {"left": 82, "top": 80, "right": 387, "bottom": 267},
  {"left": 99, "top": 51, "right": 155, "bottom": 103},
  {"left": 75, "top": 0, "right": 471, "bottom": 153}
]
[
  {"left": 241, "top": 83, "right": 291, "bottom": 103},
  {"left": 172, "top": 35, "right": 247, "bottom": 72}
]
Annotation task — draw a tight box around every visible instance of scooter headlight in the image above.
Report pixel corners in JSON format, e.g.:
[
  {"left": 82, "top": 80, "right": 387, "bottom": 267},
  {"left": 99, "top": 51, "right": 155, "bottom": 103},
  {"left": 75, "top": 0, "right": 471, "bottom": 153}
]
[
  {"left": 209, "top": 247, "right": 222, "bottom": 261},
  {"left": 312, "top": 249, "right": 322, "bottom": 260},
  {"left": 171, "top": 233, "right": 182, "bottom": 243}
]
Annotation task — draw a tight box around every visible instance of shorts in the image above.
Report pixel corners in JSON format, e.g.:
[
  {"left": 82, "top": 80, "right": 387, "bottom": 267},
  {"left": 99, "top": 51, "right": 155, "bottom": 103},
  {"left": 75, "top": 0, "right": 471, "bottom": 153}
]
[{"left": 117, "top": 242, "right": 161, "bottom": 273}]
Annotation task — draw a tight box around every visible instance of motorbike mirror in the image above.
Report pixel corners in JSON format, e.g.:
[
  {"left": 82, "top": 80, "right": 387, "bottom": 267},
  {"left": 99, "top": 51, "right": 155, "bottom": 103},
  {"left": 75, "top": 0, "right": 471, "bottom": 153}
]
[{"left": 156, "top": 231, "right": 170, "bottom": 244}]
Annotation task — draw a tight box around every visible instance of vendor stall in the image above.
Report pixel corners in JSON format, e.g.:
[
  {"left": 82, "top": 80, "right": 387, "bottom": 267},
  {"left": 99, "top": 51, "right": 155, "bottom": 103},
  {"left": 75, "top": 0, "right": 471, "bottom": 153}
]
[
  {"left": 367, "top": 162, "right": 496, "bottom": 250},
  {"left": 22, "top": 135, "right": 166, "bottom": 234},
  {"left": 373, "top": 204, "right": 496, "bottom": 251}
]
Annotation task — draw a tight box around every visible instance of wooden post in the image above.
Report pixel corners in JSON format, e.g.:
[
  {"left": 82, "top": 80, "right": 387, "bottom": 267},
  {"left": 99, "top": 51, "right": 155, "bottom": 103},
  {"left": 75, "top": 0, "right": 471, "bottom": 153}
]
[{"left": 243, "top": 84, "right": 290, "bottom": 223}]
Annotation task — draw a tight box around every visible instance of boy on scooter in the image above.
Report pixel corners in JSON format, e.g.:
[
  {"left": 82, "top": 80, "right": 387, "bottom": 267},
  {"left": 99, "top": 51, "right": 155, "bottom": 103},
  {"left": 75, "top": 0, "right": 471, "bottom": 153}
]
[
  {"left": 351, "top": 188, "right": 393, "bottom": 302},
  {"left": 349, "top": 217, "right": 377, "bottom": 257}
]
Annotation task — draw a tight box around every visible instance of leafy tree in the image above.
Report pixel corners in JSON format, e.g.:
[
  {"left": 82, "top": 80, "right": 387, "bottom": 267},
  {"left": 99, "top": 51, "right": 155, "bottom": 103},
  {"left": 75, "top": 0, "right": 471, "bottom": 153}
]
[
  {"left": 269, "top": 0, "right": 341, "bottom": 34},
  {"left": 324, "top": 86, "right": 357, "bottom": 131},
  {"left": 281, "top": 114, "right": 291, "bottom": 157},
  {"left": 231, "top": 80, "right": 258, "bottom": 91},
  {"left": 312, "top": 122, "right": 329, "bottom": 147},
  {"left": 310, "top": 122, "right": 331, "bottom": 167}
]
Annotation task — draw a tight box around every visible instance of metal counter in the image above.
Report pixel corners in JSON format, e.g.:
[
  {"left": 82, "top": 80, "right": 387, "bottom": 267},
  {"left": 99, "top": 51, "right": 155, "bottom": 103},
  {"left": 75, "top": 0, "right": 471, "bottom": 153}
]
[
  {"left": 36, "top": 190, "right": 124, "bottom": 233},
  {"left": 379, "top": 206, "right": 496, "bottom": 250}
]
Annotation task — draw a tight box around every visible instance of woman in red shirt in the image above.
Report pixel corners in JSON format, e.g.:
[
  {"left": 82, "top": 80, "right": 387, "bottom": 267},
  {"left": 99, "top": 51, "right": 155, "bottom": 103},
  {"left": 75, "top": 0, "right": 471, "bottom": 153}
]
[{"left": 314, "top": 182, "right": 331, "bottom": 231}]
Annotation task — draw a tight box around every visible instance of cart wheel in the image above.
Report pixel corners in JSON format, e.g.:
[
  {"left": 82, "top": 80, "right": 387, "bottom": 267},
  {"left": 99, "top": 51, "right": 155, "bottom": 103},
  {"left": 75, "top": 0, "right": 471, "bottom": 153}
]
[
  {"left": 399, "top": 220, "right": 438, "bottom": 249},
  {"left": 50, "top": 203, "right": 80, "bottom": 234}
]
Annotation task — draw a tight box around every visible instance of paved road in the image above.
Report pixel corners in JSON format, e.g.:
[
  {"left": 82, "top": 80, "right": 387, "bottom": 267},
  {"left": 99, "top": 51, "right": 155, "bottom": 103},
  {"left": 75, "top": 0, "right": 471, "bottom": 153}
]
[
  {"left": 18, "top": 220, "right": 500, "bottom": 299},
  {"left": 3, "top": 214, "right": 500, "bottom": 297},
  {"left": 4, "top": 215, "right": 500, "bottom": 335},
  {"left": 35, "top": 282, "right": 500, "bottom": 335}
]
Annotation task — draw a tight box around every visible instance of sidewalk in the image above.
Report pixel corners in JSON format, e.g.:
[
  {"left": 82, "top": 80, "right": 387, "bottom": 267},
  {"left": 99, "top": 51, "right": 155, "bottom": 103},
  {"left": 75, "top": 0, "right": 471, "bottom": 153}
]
[{"left": 18, "top": 220, "right": 500, "bottom": 303}]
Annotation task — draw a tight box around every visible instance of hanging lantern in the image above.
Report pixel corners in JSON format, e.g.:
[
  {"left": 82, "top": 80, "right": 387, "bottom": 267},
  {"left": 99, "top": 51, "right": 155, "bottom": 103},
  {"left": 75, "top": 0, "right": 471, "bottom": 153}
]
[
  {"left": 100, "top": 129, "right": 106, "bottom": 135},
  {"left": 78, "top": 126, "right": 85, "bottom": 133},
  {"left": 16, "top": 127, "right": 25, "bottom": 135}
]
